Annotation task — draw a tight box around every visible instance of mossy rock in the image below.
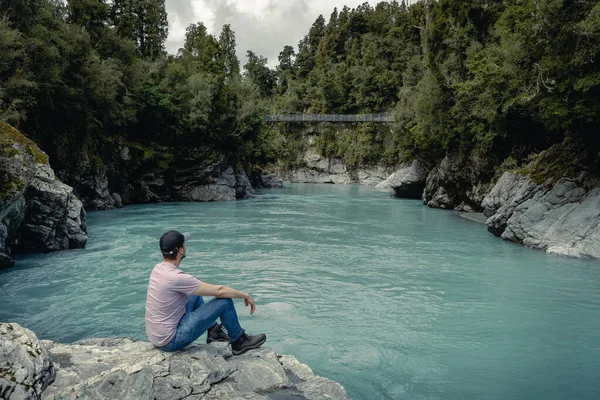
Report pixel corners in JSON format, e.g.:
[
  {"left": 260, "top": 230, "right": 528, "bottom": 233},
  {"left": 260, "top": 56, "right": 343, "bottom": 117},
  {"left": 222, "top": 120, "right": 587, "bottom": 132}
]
[
  {"left": 0, "top": 122, "right": 49, "bottom": 164},
  {"left": 515, "top": 138, "right": 588, "bottom": 185},
  {"left": 124, "top": 141, "right": 176, "bottom": 171},
  {"left": 0, "top": 123, "right": 48, "bottom": 201},
  {"left": 0, "top": 175, "right": 26, "bottom": 202}
]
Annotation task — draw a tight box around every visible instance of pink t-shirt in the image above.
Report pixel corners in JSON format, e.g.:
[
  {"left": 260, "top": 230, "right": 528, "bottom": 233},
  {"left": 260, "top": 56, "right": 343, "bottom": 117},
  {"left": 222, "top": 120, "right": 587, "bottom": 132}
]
[{"left": 145, "top": 261, "right": 202, "bottom": 347}]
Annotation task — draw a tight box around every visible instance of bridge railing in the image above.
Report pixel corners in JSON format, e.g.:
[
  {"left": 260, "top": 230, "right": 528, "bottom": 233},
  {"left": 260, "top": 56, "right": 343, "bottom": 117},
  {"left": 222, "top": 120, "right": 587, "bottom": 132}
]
[{"left": 264, "top": 113, "right": 394, "bottom": 123}]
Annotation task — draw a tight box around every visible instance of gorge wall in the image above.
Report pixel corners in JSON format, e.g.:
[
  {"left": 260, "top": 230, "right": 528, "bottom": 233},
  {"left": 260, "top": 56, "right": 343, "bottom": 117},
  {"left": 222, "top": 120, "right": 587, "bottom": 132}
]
[
  {"left": 273, "top": 145, "right": 397, "bottom": 186},
  {"left": 57, "top": 144, "right": 256, "bottom": 211},
  {"left": 266, "top": 123, "right": 400, "bottom": 187},
  {"left": 4, "top": 119, "right": 599, "bottom": 263}
]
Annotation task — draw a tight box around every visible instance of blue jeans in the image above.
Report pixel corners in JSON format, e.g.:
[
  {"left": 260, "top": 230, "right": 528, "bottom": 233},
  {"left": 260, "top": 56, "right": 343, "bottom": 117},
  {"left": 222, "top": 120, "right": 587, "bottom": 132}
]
[{"left": 161, "top": 295, "right": 244, "bottom": 352}]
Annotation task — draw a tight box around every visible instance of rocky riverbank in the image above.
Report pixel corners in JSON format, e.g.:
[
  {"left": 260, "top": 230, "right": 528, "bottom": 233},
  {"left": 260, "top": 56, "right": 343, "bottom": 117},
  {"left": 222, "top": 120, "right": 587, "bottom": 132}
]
[
  {"left": 276, "top": 139, "right": 600, "bottom": 259},
  {"left": 1, "top": 124, "right": 283, "bottom": 268},
  {"left": 0, "top": 323, "right": 348, "bottom": 400},
  {"left": 379, "top": 152, "right": 600, "bottom": 259},
  {"left": 4, "top": 119, "right": 599, "bottom": 263}
]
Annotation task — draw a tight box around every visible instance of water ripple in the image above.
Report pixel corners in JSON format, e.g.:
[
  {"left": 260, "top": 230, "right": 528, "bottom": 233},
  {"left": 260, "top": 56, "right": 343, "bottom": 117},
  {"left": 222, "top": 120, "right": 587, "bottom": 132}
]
[{"left": 1, "top": 184, "right": 600, "bottom": 399}]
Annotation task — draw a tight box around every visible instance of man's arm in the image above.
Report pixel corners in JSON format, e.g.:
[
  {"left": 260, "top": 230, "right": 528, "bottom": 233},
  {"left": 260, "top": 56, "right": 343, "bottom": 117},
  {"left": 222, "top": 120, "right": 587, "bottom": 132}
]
[{"left": 191, "top": 282, "right": 256, "bottom": 314}]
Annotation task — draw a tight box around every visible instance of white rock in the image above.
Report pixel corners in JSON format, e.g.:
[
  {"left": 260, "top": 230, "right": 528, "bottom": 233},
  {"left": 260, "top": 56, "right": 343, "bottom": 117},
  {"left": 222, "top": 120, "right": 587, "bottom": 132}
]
[{"left": 483, "top": 173, "right": 600, "bottom": 259}]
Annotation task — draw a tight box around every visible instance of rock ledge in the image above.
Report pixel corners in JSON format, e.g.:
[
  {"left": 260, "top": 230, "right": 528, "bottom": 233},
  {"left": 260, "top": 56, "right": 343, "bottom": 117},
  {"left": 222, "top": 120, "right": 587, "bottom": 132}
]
[{"left": 0, "top": 323, "right": 348, "bottom": 400}]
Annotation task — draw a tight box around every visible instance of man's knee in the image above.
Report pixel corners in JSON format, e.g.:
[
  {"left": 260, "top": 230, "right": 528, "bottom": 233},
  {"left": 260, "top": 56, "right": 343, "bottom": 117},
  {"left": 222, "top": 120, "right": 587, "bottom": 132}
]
[{"left": 217, "top": 298, "right": 234, "bottom": 308}]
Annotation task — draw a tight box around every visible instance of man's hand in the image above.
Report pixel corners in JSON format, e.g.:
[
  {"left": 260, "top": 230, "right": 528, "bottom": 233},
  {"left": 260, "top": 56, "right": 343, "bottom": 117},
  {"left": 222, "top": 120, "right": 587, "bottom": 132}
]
[{"left": 244, "top": 294, "right": 256, "bottom": 314}]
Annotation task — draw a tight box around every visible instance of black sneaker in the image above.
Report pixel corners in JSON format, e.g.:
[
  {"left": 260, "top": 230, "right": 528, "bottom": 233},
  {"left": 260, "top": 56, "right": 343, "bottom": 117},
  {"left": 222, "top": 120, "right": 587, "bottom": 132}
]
[
  {"left": 231, "top": 331, "right": 267, "bottom": 355},
  {"left": 206, "top": 323, "right": 231, "bottom": 344}
]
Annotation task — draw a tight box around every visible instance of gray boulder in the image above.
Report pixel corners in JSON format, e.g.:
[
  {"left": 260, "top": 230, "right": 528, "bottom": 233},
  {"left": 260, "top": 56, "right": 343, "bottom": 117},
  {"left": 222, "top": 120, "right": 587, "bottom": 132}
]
[
  {"left": 482, "top": 172, "right": 600, "bottom": 259},
  {"left": 1, "top": 125, "right": 36, "bottom": 268},
  {"left": 176, "top": 162, "right": 254, "bottom": 202},
  {"left": 482, "top": 172, "right": 540, "bottom": 236},
  {"left": 249, "top": 172, "right": 284, "bottom": 189},
  {"left": 128, "top": 171, "right": 169, "bottom": 204},
  {"left": 279, "top": 355, "right": 348, "bottom": 400},
  {"left": 206, "top": 348, "right": 290, "bottom": 395},
  {"left": 355, "top": 165, "right": 398, "bottom": 186},
  {"left": 234, "top": 169, "right": 255, "bottom": 199},
  {"left": 110, "top": 192, "right": 122, "bottom": 208},
  {"left": 423, "top": 154, "right": 496, "bottom": 211},
  {"left": 425, "top": 186, "right": 454, "bottom": 209},
  {"left": 20, "top": 164, "right": 87, "bottom": 253},
  {"left": 0, "top": 197, "right": 25, "bottom": 268},
  {"left": 0, "top": 323, "right": 56, "bottom": 400},
  {"left": 261, "top": 174, "right": 284, "bottom": 188},
  {"left": 66, "top": 155, "right": 122, "bottom": 211},
  {"left": 377, "top": 160, "right": 428, "bottom": 199},
  {"left": 0, "top": 322, "right": 348, "bottom": 400},
  {"left": 184, "top": 184, "right": 237, "bottom": 202}
]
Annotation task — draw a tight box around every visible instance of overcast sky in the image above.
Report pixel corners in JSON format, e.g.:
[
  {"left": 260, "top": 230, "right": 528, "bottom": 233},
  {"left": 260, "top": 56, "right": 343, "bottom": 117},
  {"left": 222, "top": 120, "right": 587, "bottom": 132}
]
[{"left": 164, "top": 0, "right": 416, "bottom": 68}]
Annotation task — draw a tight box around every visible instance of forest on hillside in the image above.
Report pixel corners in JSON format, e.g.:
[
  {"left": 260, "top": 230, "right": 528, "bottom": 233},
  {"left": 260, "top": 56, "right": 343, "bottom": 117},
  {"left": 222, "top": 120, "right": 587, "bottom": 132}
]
[
  {"left": 267, "top": 0, "right": 600, "bottom": 174},
  {"left": 0, "top": 0, "right": 266, "bottom": 176},
  {"left": 1, "top": 0, "right": 599, "bottom": 181}
]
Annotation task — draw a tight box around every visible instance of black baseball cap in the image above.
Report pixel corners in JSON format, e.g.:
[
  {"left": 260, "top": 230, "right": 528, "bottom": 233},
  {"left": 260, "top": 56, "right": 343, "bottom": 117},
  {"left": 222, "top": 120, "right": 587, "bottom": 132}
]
[{"left": 160, "top": 230, "right": 191, "bottom": 255}]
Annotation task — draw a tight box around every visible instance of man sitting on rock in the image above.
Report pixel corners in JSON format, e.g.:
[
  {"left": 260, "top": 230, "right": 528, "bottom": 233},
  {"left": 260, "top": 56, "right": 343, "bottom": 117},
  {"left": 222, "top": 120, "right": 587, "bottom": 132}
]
[{"left": 145, "top": 230, "right": 266, "bottom": 355}]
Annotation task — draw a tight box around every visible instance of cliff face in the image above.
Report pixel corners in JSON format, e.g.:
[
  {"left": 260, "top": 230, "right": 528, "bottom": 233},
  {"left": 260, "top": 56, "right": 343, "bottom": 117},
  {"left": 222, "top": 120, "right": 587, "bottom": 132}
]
[
  {"left": 421, "top": 153, "right": 497, "bottom": 212},
  {"left": 269, "top": 123, "right": 600, "bottom": 258},
  {"left": 376, "top": 160, "right": 429, "bottom": 199},
  {"left": 0, "top": 125, "right": 265, "bottom": 266},
  {"left": 269, "top": 125, "right": 399, "bottom": 186},
  {"left": 0, "top": 123, "right": 87, "bottom": 268},
  {"left": 482, "top": 172, "right": 600, "bottom": 258},
  {"left": 274, "top": 147, "right": 397, "bottom": 186},
  {"left": 57, "top": 143, "right": 255, "bottom": 211}
]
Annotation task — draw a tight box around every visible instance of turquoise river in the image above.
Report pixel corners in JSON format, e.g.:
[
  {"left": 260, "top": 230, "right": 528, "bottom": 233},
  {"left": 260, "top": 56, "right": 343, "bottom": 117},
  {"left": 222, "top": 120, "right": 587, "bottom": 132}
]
[{"left": 1, "top": 184, "right": 600, "bottom": 399}]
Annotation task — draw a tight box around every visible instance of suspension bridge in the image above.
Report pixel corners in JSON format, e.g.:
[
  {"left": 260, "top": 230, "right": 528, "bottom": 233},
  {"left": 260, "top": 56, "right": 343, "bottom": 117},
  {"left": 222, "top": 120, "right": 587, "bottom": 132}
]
[{"left": 264, "top": 113, "right": 394, "bottom": 123}]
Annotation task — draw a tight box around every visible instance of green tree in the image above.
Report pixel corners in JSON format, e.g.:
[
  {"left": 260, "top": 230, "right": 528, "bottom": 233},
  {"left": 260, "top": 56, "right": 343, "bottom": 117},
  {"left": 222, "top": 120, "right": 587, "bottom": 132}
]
[
  {"left": 218, "top": 24, "right": 240, "bottom": 78},
  {"left": 0, "top": 0, "right": 47, "bottom": 32},
  {"left": 183, "top": 22, "right": 220, "bottom": 73},
  {"left": 67, "top": 0, "right": 109, "bottom": 43},
  {"left": 278, "top": 45, "right": 295, "bottom": 72},
  {"left": 243, "top": 51, "right": 276, "bottom": 97},
  {"left": 0, "top": 16, "right": 31, "bottom": 126},
  {"left": 276, "top": 45, "right": 295, "bottom": 94},
  {"left": 111, "top": 0, "right": 168, "bottom": 59},
  {"left": 308, "top": 14, "right": 326, "bottom": 52}
]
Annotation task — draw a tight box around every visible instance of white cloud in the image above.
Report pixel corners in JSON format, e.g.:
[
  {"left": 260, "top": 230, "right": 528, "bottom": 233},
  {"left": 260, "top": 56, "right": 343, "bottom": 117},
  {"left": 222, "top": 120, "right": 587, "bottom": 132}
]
[{"left": 164, "top": 0, "right": 417, "bottom": 68}]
